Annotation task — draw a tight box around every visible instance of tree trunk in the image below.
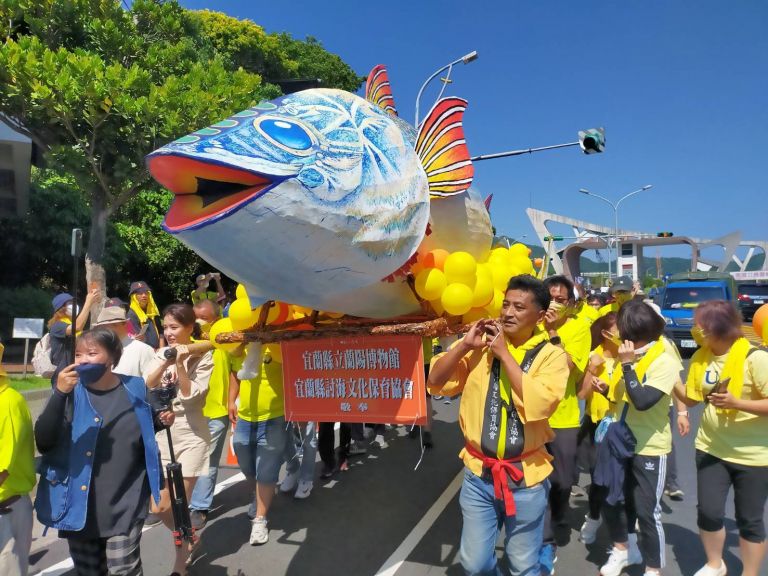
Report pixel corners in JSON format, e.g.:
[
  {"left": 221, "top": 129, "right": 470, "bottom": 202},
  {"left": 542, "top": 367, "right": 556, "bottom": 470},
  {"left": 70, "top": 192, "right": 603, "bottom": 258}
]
[{"left": 85, "top": 190, "right": 108, "bottom": 324}]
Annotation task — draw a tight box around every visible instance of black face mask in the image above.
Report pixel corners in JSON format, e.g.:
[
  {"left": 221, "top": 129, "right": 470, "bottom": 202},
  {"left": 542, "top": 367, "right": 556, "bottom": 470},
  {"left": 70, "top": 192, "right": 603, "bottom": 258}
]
[{"left": 74, "top": 363, "right": 108, "bottom": 386}]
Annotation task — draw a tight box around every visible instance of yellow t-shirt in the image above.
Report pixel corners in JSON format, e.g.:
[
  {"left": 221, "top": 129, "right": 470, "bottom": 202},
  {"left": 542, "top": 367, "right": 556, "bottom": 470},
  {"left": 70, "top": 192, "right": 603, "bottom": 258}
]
[
  {"left": 549, "top": 316, "right": 591, "bottom": 429},
  {"left": 203, "top": 348, "right": 231, "bottom": 419},
  {"left": 0, "top": 383, "right": 36, "bottom": 500},
  {"left": 694, "top": 349, "right": 768, "bottom": 466},
  {"left": 614, "top": 350, "right": 682, "bottom": 456},
  {"left": 586, "top": 347, "right": 618, "bottom": 423},
  {"left": 428, "top": 337, "right": 569, "bottom": 487},
  {"left": 235, "top": 345, "right": 285, "bottom": 422}
]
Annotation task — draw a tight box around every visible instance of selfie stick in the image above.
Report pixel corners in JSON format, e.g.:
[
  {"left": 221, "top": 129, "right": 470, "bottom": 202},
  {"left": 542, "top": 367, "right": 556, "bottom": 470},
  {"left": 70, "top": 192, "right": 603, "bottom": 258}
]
[{"left": 70, "top": 229, "right": 83, "bottom": 364}]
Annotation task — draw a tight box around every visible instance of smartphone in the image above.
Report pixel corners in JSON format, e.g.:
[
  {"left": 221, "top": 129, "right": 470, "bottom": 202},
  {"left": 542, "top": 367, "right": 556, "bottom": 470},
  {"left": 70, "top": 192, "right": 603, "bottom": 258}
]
[
  {"left": 712, "top": 377, "right": 730, "bottom": 395},
  {"left": 138, "top": 323, "right": 150, "bottom": 337}
]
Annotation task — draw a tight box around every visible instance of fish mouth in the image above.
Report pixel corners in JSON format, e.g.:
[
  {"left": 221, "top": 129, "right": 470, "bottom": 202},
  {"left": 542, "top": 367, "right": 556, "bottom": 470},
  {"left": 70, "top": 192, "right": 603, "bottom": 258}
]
[{"left": 147, "top": 154, "right": 276, "bottom": 232}]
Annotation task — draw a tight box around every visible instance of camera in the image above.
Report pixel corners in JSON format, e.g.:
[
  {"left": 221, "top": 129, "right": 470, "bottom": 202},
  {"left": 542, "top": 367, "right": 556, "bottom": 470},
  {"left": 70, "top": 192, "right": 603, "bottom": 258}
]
[{"left": 149, "top": 385, "right": 178, "bottom": 424}]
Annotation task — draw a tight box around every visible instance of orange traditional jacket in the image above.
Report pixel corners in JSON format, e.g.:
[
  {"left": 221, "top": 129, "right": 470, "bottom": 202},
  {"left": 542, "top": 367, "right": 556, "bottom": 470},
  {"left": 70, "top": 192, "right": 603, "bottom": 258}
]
[{"left": 429, "top": 340, "right": 568, "bottom": 487}]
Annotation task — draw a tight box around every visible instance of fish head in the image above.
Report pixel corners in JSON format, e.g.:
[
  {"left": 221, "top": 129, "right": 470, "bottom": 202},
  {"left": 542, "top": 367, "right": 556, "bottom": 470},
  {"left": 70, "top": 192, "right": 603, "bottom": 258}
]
[{"left": 146, "top": 89, "right": 430, "bottom": 305}]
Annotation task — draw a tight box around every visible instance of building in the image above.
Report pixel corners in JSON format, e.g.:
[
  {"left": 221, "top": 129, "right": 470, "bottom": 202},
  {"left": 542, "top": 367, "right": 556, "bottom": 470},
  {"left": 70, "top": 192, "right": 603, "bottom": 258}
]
[{"left": 0, "top": 121, "right": 32, "bottom": 217}]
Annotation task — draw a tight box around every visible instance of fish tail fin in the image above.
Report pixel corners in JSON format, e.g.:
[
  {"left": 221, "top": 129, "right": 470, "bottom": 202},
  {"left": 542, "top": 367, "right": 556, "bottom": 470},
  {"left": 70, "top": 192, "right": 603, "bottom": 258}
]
[
  {"left": 484, "top": 194, "right": 493, "bottom": 212},
  {"left": 415, "top": 97, "right": 473, "bottom": 198},
  {"left": 365, "top": 65, "right": 398, "bottom": 116}
]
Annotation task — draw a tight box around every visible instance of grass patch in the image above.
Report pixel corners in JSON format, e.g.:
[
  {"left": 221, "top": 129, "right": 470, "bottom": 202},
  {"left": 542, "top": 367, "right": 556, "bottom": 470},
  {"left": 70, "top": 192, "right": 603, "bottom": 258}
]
[{"left": 7, "top": 375, "right": 51, "bottom": 391}]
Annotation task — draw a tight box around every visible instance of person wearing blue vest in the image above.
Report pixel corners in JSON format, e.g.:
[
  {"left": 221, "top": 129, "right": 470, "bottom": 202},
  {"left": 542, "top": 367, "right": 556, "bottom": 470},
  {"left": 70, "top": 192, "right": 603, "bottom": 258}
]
[{"left": 34, "top": 328, "right": 173, "bottom": 576}]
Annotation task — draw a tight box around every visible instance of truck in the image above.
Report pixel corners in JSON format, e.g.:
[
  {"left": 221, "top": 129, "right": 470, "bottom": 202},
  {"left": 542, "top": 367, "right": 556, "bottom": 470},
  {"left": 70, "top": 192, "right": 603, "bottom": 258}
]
[{"left": 661, "top": 271, "right": 739, "bottom": 353}]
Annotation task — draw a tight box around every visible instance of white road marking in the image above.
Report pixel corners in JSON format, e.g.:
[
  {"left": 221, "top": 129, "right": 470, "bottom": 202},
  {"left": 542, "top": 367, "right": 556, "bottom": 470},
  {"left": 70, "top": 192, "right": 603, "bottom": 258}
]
[{"left": 374, "top": 469, "right": 463, "bottom": 576}]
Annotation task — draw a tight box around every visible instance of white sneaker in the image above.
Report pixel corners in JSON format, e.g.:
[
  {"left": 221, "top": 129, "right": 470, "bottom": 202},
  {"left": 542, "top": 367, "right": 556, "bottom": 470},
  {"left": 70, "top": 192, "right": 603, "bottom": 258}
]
[
  {"left": 279, "top": 471, "right": 299, "bottom": 493},
  {"left": 579, "top": 514, "right": 602, "bottom": 544},
  {"left": 294, "top": 480, "right": 313, "bottom": 499},
  {"left": 600, "top": 540, "right": 642, "bottom": 576},
  {"left": 249, "top": 516, "right": 269, "bottom": 545},
  {"left": 692, "top": 561, "right": 727, "bottom": 576}
]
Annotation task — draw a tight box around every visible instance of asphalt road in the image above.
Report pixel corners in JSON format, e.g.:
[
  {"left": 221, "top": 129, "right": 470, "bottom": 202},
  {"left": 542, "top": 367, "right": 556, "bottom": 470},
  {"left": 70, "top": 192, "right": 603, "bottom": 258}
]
[{"left": 25, "top": 348, "right": 768, "bottom": 576}]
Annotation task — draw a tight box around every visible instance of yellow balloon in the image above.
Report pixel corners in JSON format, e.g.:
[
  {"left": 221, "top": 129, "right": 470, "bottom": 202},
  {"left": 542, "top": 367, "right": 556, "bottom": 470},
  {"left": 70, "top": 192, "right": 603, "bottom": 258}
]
[
  {"left": 235, "top": 284, "right": 249, "bottom": 300},
  {"left": 491, "top": 262, "right": 512, "bottom": 291},
  {"left": 509, "top": 243, "right": 529, "bottom": 257},
  {"left": 209, "top": 318, "right": 240, "bottom": 353},
  {"left": 476, "top": 262, "right": 493, "bottom": 281},
  {"left": 463, "top": 307, "right": 489, "bottom": 324},
  {"left": 441, "top": 283, "right": 474, "bottom": 316},
  {"left": 415, "top": 268, "right": 447, "bottom": 301},
  {"left": 485, "top": 289, "right": 504, "bottom": 317},
  {"left": 489, "top": 248, "right": 511, "bottom": 266},
  {"left": 229, "top": 297, "right": 259, "bottom": 331},
  {"left": 444, "top": 251, "right": 477, "bottom": 280},
  {"left": 472, "top": 274, "right": 494, "bottom": 308}
]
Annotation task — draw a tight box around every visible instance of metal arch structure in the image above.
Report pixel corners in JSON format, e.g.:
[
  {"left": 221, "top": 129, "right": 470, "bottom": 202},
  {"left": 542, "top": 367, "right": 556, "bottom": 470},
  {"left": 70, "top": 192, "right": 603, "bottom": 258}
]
[{"left": 525, "top": 207, "right": 768, "bottom": 277}]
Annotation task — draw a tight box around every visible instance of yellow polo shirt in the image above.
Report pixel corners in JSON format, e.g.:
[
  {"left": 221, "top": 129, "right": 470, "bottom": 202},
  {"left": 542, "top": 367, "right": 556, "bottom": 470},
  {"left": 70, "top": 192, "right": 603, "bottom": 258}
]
[
  {"left": 694, "top": 349, "right": 768, "bottom": 466},
  {"left": 549, "top": 316, "right": 591, "bottom": 429},
  {"left": 0, "top": 382, "right": 36, "bottom": 500},
  {"left": 203, "top": 348, "right": 232, "bottom": 419},
  {"left": 235, "top": 345, "right": 285, "bottom": 422},
  {"left": 429, "top": 338, "right": 569, "bottom": 487}
]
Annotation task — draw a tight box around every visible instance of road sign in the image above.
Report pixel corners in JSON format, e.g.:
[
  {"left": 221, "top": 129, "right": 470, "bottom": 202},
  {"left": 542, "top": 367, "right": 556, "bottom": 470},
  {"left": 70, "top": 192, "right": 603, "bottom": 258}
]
[{"left": 13, "top": 318, "right": 44, "bottom": 339}]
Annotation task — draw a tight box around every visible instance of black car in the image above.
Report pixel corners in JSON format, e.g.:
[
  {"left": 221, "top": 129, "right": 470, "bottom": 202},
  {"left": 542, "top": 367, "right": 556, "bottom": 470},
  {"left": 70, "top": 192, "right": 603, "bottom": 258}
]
[{"left": 737, "top": 282, "right": 768, "bottom": 320}]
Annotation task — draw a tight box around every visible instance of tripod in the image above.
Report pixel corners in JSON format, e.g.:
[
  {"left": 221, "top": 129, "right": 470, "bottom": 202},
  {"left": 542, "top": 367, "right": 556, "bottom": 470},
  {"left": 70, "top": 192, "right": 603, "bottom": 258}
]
[{"left": 164, "top": 427, "right": 197, "bottom": 549}]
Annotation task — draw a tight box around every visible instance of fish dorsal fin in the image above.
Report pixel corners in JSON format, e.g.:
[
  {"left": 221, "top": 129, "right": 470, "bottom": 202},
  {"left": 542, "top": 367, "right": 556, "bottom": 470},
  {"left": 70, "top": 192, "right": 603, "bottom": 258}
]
[
  {"left": 415, "top": 97, "right": 473, "bottom": 198},
  {"left": 366, "top": 65, "right": 398, "bottom": 116}
]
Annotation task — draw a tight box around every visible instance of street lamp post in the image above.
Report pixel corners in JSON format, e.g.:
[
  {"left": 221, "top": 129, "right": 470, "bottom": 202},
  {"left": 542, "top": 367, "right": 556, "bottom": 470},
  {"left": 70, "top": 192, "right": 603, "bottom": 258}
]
[
  {"left": 414, "top": 51, "right": 478, "bottom": 127},
  {"left": 578, "top": 185, "right": 653, "bottom": 279}
]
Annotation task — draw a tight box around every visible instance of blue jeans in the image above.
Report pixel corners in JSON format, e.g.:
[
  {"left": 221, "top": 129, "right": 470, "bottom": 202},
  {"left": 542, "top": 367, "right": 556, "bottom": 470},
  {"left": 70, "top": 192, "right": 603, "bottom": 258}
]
[
  {"left": 459, "top": 468, "right": 549, "bottom": 576},
  {"left": 232, "top": 416, "right": 289, "bottom": 484},
  {"left": 190, "top": 416, "right": 230, "bottom": 511},
  {"left": 284, "top": 421, "right": 317, "bottom": 483}
]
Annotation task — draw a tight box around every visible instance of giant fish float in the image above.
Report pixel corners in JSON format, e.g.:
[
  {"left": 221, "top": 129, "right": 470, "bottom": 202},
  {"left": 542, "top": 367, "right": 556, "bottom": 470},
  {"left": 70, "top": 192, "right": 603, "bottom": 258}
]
[{"left": 147, "top": 66, "right": 493, "bottom": 319}]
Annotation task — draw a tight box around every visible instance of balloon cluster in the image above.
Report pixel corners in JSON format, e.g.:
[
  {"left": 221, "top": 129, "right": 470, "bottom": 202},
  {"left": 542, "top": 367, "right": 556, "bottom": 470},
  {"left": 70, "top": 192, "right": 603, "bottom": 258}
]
[
  {"left": 412, "top": 244, "right": 536, "bottom": 322},
  {"left": 209, "top": 284, "right": 345, "bottom": 352}
]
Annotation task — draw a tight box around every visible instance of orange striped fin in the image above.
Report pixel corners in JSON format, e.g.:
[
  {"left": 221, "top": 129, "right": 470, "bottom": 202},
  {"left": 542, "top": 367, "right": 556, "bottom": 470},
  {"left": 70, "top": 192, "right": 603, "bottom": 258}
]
[
  {"left": 365, "top": 65, "right": 398, "bottom": 116},
  {"left": 415, "top": 97, "right": 473, "bottom": 198}
]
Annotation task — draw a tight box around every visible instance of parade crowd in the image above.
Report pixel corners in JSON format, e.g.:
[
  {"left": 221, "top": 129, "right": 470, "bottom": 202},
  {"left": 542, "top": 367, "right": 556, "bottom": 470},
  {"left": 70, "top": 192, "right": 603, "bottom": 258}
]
[{"left": 0, "top": 272, "right": 766, "bottom": 576}]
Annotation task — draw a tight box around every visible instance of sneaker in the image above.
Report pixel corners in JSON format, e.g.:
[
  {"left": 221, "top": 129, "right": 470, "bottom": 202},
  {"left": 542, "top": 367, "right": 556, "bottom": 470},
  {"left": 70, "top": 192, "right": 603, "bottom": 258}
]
[
  {"left": 247, "top": 497, "right": 257, "bottom": 520},
  {"left": 144, "top": 512, "right": 162, "bottom": 527},
  {"left": 249, "top": 516, "right": 269, "bottom": 545},
  {"left": 279, "top": 471, "right": 299, "bottom": 493},
  {"left": 190, "top": 509, "right": 208, "bottom": 531},
  {"left": 294, "top": 480, "right": 313, "bottom": 499},
  {"left": 600, "top": 539, "right": 642, "bottom": 576},
  {"left": 348, "top": 440, "right": 367, "bottom": 456},
  {"left": 422, "top": 430, "right": 433, "bottom": 449},
  {"left": 692, "top": 561, "right": 727, "bottom": 576},
  {"left": 372, "top": 434, "right": 389, "bottom": 449},
  {"left": 579, "top": 515, "right": 602, "bottom": 545},
  {"left": 665, "top": 486, "right": 684, "bottom": 500},
  {"left": 320, "top": 464, "right": 335, "bottom": 479},
  {"left": 539, "top": 543, "right": 557, "bottom": 575}
]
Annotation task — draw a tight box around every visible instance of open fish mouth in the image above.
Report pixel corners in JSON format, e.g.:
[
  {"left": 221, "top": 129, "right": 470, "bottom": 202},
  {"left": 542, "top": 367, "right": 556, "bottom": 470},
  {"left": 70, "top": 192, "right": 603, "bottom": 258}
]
[{"left": 147, "top": 154, "right": 276, "bottom": 232}]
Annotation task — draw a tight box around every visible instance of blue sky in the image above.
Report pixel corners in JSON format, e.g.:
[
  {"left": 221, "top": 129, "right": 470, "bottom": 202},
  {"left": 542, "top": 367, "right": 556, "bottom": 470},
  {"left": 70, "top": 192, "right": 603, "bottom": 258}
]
[{"left": 180, "top": 0, "right": 767, "bottom": 255}]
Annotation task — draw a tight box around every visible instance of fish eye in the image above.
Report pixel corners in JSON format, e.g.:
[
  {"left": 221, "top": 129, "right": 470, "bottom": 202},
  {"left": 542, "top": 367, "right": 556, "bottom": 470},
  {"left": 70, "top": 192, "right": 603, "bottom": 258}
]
[{"left": 254, "top": 117, "right": 315, "bottom": 155}]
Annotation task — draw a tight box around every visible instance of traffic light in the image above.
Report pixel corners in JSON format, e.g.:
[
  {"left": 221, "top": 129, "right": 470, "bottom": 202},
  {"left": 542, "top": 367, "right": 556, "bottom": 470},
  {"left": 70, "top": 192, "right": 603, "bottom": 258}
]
[
  {"left": 543, "top": 235, "right": 563, "bottom": 241},
  {"left": 578, "top": 127, "right": 606, "bottom": 154},
  {"left": 657, "top": 232, "right": 674, "bottom": 238}
]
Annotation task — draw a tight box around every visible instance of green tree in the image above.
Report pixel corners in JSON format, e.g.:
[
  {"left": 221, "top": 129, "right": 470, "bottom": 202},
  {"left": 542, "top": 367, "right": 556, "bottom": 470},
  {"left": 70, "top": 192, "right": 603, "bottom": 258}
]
[{"left": 0, "top": 0, "right": 279, "bottom": 301}]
